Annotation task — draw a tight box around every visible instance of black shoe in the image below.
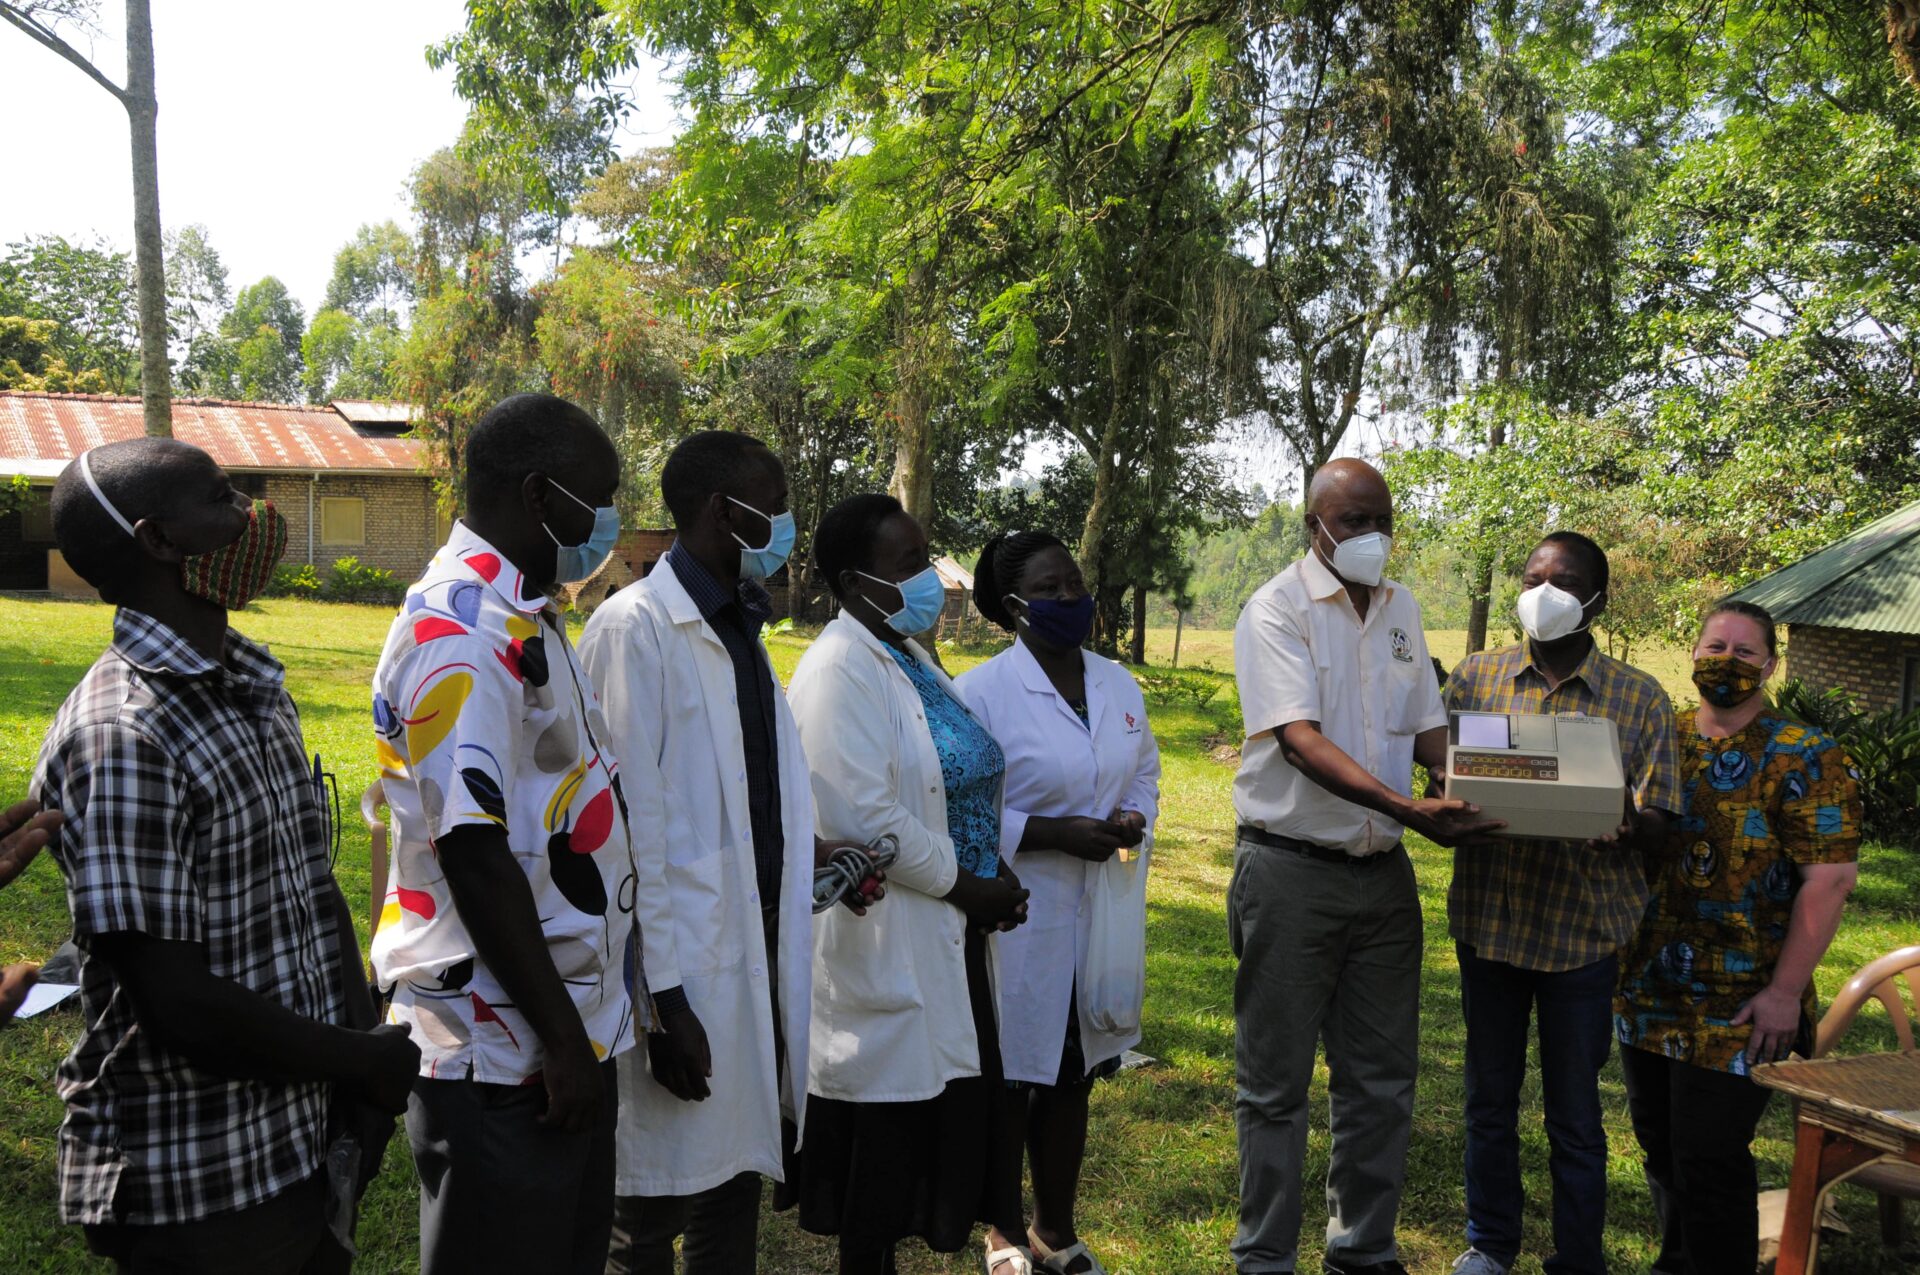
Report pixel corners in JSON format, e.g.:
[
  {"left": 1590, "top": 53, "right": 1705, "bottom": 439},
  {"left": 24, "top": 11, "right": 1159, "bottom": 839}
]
[{"left": 1324, "top": 1260, "right": 1410, "bottom": 1275}]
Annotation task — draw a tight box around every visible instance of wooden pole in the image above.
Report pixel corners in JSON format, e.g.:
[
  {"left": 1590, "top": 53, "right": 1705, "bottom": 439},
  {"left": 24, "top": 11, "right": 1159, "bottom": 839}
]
[{"left": 1172, "top": 608, "right": 1185, "bottom": 669}]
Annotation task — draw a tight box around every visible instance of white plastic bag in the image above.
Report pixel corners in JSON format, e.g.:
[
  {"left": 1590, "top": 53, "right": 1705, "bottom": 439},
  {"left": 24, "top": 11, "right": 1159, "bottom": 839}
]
[{"left": 1081, "top": 846, "right": 1149, "bottom": 1036}]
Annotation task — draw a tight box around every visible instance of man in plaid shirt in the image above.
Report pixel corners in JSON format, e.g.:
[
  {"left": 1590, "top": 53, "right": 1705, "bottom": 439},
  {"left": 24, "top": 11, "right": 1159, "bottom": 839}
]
[
  {"left": 1441, "top": 532, "right": 1681, "bottom": 1275},
  {"left": 32, "top": 438, "right": 419, "bottom": 1274}
]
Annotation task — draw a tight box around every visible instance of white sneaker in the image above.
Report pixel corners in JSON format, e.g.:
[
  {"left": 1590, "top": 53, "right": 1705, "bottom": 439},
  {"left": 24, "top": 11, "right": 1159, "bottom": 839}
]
[{"left": 1451, "top": 1249, "right": 1509, "bottom": 1275}]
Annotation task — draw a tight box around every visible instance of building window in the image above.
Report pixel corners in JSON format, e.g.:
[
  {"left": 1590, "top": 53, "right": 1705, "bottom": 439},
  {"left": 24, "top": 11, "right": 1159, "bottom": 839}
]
[
  {"left": 320, "top": 496, "right": 366, "bottom": 546},
  {"left": 20, "top": 487, "right": 53, "bottom": 542}
]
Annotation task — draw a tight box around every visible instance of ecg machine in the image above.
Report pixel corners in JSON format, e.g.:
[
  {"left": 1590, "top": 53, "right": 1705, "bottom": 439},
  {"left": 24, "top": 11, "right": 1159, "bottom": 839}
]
[{"left": 1444, "top": 711, "right": 1627, "bottom": 842}]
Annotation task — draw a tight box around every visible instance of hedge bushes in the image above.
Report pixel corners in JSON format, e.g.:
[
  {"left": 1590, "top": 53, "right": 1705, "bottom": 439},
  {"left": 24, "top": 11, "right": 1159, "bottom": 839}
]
[{"left": 264, "top": 557, "right": 405, "bottom": 607}]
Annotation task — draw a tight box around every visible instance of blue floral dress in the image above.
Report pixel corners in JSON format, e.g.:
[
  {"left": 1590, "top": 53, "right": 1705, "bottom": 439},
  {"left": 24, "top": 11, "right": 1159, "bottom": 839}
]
[{"left": 886, "top": 646, "right": 1005, "bottom": 878}]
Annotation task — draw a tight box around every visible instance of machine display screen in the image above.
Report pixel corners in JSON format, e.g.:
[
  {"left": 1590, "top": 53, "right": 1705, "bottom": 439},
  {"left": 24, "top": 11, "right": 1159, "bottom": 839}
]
[{"left": 1455, "top": 713, "right": 1512, "bottom": 749}]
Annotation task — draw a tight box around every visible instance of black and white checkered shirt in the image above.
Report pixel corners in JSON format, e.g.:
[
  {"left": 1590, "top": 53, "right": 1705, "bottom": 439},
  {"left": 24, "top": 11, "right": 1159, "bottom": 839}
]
[{"left": 31, "top": 609, "right": 346, "bottom": 1226}]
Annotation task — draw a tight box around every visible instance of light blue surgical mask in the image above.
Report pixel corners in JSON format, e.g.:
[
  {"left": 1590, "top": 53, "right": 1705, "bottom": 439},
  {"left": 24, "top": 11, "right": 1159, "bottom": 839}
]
[
  {"left": 543, "top": 477, "right": 621, "bottom": 583},
  {"left": 728, "top": 496, "right": 796, "bottom": 582},
  {"left": 858, "top": 566, "right": 947, "bottom": 636}
]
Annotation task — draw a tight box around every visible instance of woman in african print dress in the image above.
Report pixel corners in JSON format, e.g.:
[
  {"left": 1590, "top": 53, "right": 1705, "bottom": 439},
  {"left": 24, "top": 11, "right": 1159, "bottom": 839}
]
[{"left": 1615, "top": 600, "right": 1863, "bottom": 1275}]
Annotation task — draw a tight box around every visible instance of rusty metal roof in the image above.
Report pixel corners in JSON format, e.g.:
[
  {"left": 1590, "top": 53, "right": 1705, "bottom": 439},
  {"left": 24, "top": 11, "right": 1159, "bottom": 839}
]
[
  {"left": 330, "top": 398, "right": 419, "bottom": 427},
  {"left": 1726, "top": 498, "right": 1920, "bottom": 636},
  {"left": 0, "top": 391, "right": 430, "bottom": 475}
]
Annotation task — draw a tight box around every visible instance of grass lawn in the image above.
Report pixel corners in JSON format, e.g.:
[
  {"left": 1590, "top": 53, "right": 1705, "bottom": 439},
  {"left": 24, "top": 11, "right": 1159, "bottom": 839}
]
[{"left": 1, "top": 597, "right": 1914, "bottom": 1273}]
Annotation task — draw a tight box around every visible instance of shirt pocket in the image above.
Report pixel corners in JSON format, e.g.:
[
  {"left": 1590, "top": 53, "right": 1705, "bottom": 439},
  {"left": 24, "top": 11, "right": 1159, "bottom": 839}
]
[
  {"left": 1385, "top": 658, "right": 1434, "bottom": 736},
  {"left": 819, "top": 906, "right": 927, "bottom": 1014},
  {"left": 666, "top": 850, "right": 743, "bottom": 977}
]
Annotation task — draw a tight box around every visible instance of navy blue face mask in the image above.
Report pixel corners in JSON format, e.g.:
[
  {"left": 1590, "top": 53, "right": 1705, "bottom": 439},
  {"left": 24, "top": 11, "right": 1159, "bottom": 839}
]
[{"left": 1012, "top": 593, "right": 1095, "bottom": 649}]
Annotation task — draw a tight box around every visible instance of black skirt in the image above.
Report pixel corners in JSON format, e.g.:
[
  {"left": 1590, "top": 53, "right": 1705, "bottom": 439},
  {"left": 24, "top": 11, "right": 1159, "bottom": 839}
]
[{"left": 791, "top": 929, "right": 1018, "bottom": 1252}]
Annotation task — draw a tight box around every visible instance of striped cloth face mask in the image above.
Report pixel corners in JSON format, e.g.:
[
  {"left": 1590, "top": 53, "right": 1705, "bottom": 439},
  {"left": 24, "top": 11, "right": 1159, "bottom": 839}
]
[{"left": 79, "top": 450, "right": 290, "bottom": 610}]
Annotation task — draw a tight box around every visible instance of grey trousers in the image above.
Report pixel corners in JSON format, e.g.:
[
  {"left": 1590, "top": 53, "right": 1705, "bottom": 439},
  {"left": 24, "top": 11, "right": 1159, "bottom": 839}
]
[
  {"left": 1228, "top": 838, "right": 1423, "bottom": 1274},
  {"left": 407, "top": 1060, "right": 620, "bottom": 1275},
  {"left": 605, "top": 1171, "right": 763, "bottom": 1275}
]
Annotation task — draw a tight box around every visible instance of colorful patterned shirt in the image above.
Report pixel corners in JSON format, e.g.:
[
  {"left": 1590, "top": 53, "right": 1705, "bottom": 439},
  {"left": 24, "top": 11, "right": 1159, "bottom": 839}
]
[
  {"left": 1445, "top": 639, "right": 1682, "bottom": 972},
  {"left": 886, "top": 645, "right": 1006, "bottom": 879},
  {"left": 32, "top": 609, "right": 346, "bottom": 1225},
  {"left": 1615, "top": 709, "right": 1862, "bottom": 1074},
  {"left": 370, "top": 522, "right": 638, "bottom": 1083}
]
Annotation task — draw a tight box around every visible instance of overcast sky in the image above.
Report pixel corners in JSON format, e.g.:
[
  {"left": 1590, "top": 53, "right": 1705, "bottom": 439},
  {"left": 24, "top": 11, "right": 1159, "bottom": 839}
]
[{"left": 0, "top": 0, "right": 681, "bottom": 315}]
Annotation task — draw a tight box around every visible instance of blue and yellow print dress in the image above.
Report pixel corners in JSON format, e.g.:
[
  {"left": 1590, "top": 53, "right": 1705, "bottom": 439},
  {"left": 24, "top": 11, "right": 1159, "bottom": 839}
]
[{"left": 1615, "top": 708, "right": 1863, "bottom": 1074}]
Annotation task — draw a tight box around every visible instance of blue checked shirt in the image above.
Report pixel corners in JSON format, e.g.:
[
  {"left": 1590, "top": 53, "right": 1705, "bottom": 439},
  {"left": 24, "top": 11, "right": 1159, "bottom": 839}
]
[{"left": 32, "top": 609, "right": 346, "bottom": 1225}]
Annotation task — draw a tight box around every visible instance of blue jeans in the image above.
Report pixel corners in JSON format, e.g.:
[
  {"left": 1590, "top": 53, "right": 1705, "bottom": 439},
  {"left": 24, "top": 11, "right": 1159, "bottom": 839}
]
[{"left": 1457, "top": 945, "right": 1616, "bottom": 1275}]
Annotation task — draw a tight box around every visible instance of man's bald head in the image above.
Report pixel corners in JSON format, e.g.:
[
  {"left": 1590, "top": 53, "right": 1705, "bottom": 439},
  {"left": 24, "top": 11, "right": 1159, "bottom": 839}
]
[
  {"left": 51, "top": 438, "right": 222, "bottom": 598},
  {"left": 1306, "top": 458, "right": 1391, "bottom": 519}
]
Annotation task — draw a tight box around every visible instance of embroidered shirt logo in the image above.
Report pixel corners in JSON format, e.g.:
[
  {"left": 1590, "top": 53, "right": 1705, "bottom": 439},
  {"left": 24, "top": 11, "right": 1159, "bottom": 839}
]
[
  {"left": 1390, "top": 627, "right": 1415, "bottom": 663},
  {"left": 1125, "top": 712, "right": 1137, "bottom": 729}
]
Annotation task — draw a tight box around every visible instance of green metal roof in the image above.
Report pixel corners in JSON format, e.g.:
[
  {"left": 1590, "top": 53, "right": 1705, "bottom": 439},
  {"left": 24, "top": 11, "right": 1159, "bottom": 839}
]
[{"left": 1725, "top": 499, "right": 1920, "bottom": 635}]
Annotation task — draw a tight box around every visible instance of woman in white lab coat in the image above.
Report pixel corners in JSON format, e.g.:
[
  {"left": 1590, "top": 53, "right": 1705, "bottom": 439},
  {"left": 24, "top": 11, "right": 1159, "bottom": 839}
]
[
  {"left": 954, "top": 532, "right": 1161, "bottom": 1275},
  {"left": 786, "top": 493, "right": 1032, "bottom": 1275}
]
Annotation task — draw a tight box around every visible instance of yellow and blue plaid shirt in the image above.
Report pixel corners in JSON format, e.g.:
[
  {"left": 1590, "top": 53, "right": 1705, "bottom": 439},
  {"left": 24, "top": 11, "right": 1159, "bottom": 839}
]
[{"left": 1444, "top": 640, "right": 1682, "bottom": 972}]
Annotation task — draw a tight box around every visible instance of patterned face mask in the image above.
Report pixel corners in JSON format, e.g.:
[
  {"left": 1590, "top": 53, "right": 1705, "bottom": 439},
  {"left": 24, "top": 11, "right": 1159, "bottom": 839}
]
[
  {"left": 181, "top": 500, "right": 290, "bottom": 611},
  {"left": 1692, "top": 654, "right": 1768, "bottom": 709}
]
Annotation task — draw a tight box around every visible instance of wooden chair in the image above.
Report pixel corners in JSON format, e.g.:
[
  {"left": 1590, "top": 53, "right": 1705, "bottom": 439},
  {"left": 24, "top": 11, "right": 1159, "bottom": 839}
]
[
  {"left": 1810, "top": 944, "right": 1920, "bottom": 1251},
  {"left": 361, "top": 779, "right": 391, "bottom": 979}
]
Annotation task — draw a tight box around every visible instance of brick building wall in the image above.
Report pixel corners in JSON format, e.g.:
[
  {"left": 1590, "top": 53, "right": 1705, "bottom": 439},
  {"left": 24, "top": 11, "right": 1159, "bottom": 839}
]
[
  {"left": 1784, "top": 623, "right": 1920, "bottom": 714},
  {"left": 0, "top": 485, "right": 53, "bottom": 590},
  {"left": 263, "top": 473, "right": 443, "bottom": 582}
]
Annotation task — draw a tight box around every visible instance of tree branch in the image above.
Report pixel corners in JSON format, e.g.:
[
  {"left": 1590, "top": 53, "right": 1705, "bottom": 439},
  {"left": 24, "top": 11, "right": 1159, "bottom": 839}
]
[{"left": 0, "top": 3, "right": 127, "bottom": 102}]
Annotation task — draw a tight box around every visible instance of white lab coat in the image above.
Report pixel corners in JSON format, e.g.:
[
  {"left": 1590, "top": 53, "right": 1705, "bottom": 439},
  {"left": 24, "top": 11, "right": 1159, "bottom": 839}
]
[
  {"left": 577, "top": 565, "right": 816, "bottom": 1197},
  {"left": 955, "top": 640, "right": 1161, "bottom": 1084},
  {"left": 786, "top": 613, "right": 996, "bottom": 1103}
]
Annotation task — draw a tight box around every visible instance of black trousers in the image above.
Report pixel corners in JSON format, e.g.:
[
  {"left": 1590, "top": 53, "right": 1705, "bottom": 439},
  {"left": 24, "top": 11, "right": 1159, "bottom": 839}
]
[
  {"left": 83, "top": 1173, "right": 345, "bottom": 1275},
  {"left": 408, "top": 1060, "right": 620, "bottom": 1275},
  {"left": 1619, "top": 1045, "right": 1774, "bottom": 1275},
  {"left": 606, "top": 1171, "right": 764, "bottom": 1275}
]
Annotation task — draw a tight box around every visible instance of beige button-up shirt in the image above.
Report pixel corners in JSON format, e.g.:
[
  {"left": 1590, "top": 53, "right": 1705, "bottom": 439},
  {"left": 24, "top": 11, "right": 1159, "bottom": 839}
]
[{"left": 1232, "top": 552, "right": 1448, "bottom": 855}]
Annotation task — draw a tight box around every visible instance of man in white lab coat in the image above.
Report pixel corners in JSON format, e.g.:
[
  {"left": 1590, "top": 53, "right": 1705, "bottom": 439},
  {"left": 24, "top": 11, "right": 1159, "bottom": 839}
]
[{"left": 581, "top": 431, "right": 859, "bottom": 1274}]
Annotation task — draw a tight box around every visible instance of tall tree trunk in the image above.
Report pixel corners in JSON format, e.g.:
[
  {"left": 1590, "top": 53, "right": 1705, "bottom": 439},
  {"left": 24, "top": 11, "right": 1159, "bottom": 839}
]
[
  {"left": 1463, "top": 546, "right": 1495, "bottom": 654},
  {"left": 1129, "top": 583, "right": 1148, "bottom": 664},
  {"left": 1464, "top": 349, "right": 1515, "bottom": 654},
  {"left": 124, "top": 0, "right": 170, "bottom": 436},
  {"left": 887, "top": 372, "right": 934, "bottom": 526}
]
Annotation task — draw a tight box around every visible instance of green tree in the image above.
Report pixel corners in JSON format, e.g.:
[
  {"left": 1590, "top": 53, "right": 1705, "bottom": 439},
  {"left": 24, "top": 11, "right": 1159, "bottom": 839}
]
[
  {"left": 163, "top": 224, "right": 230, "bottom": 358},
  {"left": 302, "top": 307, "right": 402, "bottom": 403},
  {"left": 321, "top": 221, "right": 415, "bottom": 322},
  {"left": 0, "top": 234, "right": 139, "bottom": 391},
  {"left": 0, "top": 314, "right": 110, "bottom": 392}
]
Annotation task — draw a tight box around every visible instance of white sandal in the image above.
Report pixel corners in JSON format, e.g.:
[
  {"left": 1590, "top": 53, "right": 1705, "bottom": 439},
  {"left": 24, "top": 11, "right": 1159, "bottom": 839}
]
[
  {"left": 1029, "top": 1230, "right": 1108, "bottom": 1275},
  {"left": 984, "top": 1238, "right": 1037, "bottom": 1275}
]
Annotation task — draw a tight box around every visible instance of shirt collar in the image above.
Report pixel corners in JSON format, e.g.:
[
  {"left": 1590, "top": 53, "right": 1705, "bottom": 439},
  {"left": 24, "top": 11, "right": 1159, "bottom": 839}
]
[
  {"left": 111, "top": 608, "right": 286, "bottom": 690},
  {"left": 443, "top": 520, "right": 551, "bottom": 615},
  {"left": 1507, "top": 637, "right": 1611, "bottom": 694},
  {"left": 1298, "top": 547, "right": 1392, "bottom": 607},
  {"left": 666, "top": 540, "right": 772, "bottom": 628}
]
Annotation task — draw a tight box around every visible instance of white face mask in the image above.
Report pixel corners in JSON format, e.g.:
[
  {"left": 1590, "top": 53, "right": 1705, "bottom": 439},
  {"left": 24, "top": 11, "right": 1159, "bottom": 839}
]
[
  {"left": 1313, "top": 519, "right": 1391, "bottom": 588},
  {"left": 1517, "top": 581, "right": 1601, "bottom": 643}
]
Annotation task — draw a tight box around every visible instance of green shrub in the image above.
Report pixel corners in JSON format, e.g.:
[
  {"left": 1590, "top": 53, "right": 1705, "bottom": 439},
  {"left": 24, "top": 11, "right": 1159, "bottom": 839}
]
[
  {"left": 1135, "top": 666, "right": 1227, "bottom": 709},
  {"left": 265, "top": 562, "right": 323, "bottom": 598},
  {"left": 1773, "top": 679, "right": 1920, "bottom": 845},
  {"left": 323, "top": 556, "right": 405, "bottom": 606}
]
